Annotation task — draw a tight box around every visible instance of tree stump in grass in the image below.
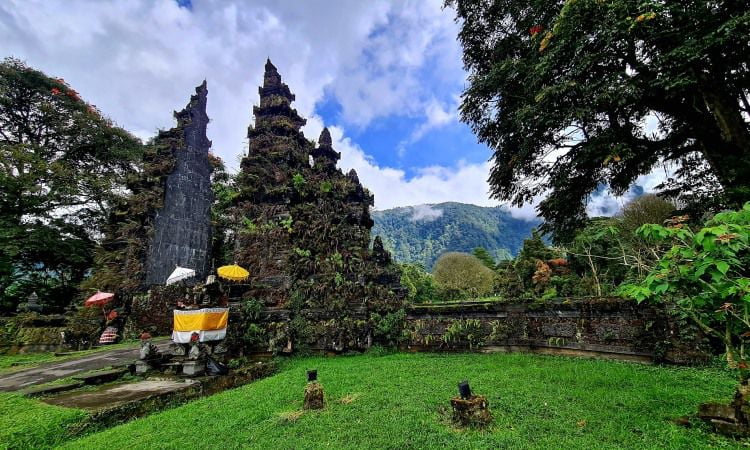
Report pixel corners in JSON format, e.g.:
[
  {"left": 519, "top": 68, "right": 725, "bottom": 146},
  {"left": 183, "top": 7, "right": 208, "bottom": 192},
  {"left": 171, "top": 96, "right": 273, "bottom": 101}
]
[
  {"left": 451, "top": 395, "right": 492, "bottom": 427},
  {"left": 699, "top": 382, "right": 750, "bottom": 437},
  {"left": 304, "top": 382, "right": 325, "bottom": 410}
]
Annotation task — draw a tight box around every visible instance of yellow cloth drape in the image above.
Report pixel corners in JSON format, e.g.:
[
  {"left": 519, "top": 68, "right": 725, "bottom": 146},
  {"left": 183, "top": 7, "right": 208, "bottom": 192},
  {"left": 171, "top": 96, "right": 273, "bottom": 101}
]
[{"left": 173, "top": 308, "right": 228, "bottom": 332}]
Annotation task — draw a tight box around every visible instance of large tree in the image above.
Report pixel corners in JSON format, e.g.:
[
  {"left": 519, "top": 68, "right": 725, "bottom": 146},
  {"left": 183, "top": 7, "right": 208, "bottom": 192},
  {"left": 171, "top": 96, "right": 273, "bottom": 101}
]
[
  {"left": 449, "top": 0, "right": 750, "bottom": 240},
  {"left": 0, "top": 58, "right": 142, "bottom": 312}
]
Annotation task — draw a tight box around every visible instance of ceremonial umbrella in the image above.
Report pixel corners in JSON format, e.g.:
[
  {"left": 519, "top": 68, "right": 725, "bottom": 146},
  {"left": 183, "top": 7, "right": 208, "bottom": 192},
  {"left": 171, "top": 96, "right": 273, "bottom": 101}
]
[
  {"left": 166, "top": 266, "right": 196, "bottom": 285},
  {"left": 217, "top": 264, "right": 249, "bottom": 282},
  {"left": 85, "top": 291, "right": 115, "bottom": 320},
  {"left": 85, "top": 291, "right": 114, "bottom": 307}
]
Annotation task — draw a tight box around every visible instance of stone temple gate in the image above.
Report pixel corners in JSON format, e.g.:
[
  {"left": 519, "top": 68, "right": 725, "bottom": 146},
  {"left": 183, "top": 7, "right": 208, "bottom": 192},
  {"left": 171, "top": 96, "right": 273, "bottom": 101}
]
[{"left": 144, "top": 82, "right": 214, "bottom": 286}]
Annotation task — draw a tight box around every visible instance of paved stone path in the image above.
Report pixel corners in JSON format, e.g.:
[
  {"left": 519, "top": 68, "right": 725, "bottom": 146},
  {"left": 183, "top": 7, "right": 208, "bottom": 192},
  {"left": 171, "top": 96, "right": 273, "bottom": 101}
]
[
  {"left": 43, "top": 379, "right": 198, "bottom": 410},
  {"left": 0, "top": 339, "right": 170, "bottom": 392}
]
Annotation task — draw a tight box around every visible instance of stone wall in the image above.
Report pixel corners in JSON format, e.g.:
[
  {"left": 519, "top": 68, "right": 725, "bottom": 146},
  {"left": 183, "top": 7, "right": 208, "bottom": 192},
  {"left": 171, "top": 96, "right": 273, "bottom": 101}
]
[
  {"left": 403, "top": 298, "right": 709, "bottom": 363},
  {"left": 236, "top": 297, "right": 710, "bottom": 363}
]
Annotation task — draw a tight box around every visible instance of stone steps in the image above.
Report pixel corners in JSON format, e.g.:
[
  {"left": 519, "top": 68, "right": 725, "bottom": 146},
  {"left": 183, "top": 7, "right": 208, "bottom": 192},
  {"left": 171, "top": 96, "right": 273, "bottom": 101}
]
[
  {"left": 22, "top": 381, "right": 84, "bottom": 398},
  {"left": 72, "top": 368, "right": 130, "bottom": 385}
]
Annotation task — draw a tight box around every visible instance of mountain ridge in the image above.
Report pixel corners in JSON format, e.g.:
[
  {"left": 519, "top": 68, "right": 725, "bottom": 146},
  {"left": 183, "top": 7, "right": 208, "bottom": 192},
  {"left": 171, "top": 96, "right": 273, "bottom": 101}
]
[{"left": 371, "top": 202, "right": 540, "bottom": 270}]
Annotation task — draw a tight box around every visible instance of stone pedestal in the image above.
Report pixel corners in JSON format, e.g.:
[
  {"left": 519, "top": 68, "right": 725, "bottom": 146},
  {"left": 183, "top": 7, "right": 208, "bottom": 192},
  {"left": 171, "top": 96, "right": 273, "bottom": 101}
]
[
  {"left": 182, "top": 360, "right": 205, "bottom": 377},
  {"left": 167, "top": 343, "right": 187, "bottom": 357},
  {"left": 698, "top": 382, "right": 750, "bottom": 437},
  {"left": 303, "top": 381, "right": 325, "bottom": 410},
  {"left": 451, "top": 395, "right": 493, "bottom": 427},
  {"left": 134, "top": 360, "right": 152, "bottom": 375}
]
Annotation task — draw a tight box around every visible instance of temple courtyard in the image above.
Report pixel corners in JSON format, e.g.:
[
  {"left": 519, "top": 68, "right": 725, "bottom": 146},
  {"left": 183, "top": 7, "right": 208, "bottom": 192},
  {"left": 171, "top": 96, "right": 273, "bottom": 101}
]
[{"left": 0, "top": 351, "right": 743, "bottom": 449}]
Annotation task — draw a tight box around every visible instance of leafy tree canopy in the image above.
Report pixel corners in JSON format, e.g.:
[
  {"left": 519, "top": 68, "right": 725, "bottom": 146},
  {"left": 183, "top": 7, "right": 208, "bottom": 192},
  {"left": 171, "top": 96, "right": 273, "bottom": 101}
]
[
  {"left": 399, "top": 263, "right": 439, "bottom": 303},
  {"left": 432, "top": 252, "right": 495, "bottom": 298},
  {"left": 0, "top": 58, "right": 142, "bottom": 312},
  {"left": 449, "top": 0, "right": 750, "bottom": 241},
  {"left": 472, "top": 246, "right": 496, "bottom": 269}
]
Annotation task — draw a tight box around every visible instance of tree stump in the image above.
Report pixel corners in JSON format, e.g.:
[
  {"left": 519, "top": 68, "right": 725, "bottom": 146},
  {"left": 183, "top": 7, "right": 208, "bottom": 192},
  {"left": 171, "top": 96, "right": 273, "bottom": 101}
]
[
  {"left": 451, "top": 395, "right": 493, "bottom": 427},
  {"left": 304, "top": 382, "right": 325, "bottom": 410}
]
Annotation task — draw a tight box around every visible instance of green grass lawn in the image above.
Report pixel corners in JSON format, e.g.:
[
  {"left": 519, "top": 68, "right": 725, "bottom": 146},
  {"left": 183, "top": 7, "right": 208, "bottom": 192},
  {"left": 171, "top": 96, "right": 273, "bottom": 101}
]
[
  {"left": 0, "top": 393, "right": 86, "bottom": 449},
  {"left": 51, "top": 352, "right": 745, "bottom": 449}
]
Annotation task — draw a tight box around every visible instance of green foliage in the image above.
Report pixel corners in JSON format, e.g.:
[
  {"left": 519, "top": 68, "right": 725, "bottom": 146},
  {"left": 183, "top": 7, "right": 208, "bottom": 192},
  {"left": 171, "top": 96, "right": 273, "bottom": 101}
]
[
  {"left": 242, "top": 217, "right": 258, "bottom": 233},
  {"left": 320, "top": 180, "right": 333, "bottom": 193},
  {"left": 51, "top": 353, "right": 739, "bottom": 449},
  {"left": 433, "top": 252, "right": 495, "bottom": 300},
  {"left": 237, "top": 298, "right": 267, "bottom": 350},
  {"left": 618, "top": 194, "right": 676, "bottom": 234},
  {"left": 0, "top": 58, "right": 142, "bottom": 312},
  {"left": 292, "top": 173, "right": 306, "bottom": 191},
  {"left": 241, "top": 298, "right": 264, "bottom": 322},
  {"left": 621, "top": 203, "right": 750, "bottom": 369},
  {"left": 210, "top": 155, "right": 238, "bottom": 267},
  {"left": 449, "top": 0, "right": 750, "bottom": 240},
  {"left": 372, "top": 202, "right": 535, "bottom": 269},
  {"left": 371, "top": 309, "right": 407, "bottom": 346},
  {"left": 442, "top": 319, "right": 487, "bottom": 349},
  {"left": 279, "top": 215, "right": 293, "bottom": 233},
  {"left": 568, "top": 218, "right": 627, "bottom": 296},
  {"left": 399, "top": 263, "right": 439, "bottom": 303},
  {"left": 472, "top": 247, "right": 496, "bottom": 269},
  {"left": 243, "top": 323, "right": 267, "bottom": 349},
  {"left": 293, "top": 247, "right": 312, "bottom": 258}
]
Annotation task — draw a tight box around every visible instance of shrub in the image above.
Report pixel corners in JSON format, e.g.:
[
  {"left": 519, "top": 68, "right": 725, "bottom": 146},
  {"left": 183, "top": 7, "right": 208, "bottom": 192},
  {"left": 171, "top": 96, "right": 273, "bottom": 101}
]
[
  {"left": 621, "top": 203, "right": 750, "bottom": 371},
  {"left": 433, "top": 252, "right": 495, "bottom": 299}
]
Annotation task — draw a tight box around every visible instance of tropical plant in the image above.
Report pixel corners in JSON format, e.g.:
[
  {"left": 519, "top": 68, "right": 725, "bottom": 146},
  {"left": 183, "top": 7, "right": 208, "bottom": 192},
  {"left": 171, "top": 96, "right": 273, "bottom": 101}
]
[
  {"left": 399, "top": 263, "right": 439, "bottom": 303},
  {"left": 620, "top": 203, "right": 750, "bottom": 370}
]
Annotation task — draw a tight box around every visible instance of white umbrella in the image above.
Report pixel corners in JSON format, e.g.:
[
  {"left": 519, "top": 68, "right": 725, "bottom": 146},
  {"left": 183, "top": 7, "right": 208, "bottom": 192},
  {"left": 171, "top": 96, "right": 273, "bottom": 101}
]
[{"left": 166, "top": 266, "right": 196, "bottom": 285}]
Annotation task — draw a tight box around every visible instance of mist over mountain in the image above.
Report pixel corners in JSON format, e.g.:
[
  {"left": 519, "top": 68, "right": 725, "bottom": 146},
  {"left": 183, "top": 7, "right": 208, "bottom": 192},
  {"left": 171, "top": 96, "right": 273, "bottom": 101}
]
[{"left": 371, "top": 202, "right": 540, "bottom": 270}]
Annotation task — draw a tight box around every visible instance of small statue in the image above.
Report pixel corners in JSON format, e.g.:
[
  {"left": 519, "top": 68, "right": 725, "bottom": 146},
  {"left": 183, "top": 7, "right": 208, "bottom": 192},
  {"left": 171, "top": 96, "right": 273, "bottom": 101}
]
[
  {"left": 188, "top": 332, "right": 204, "bottom": 360},
  {"left": 138, "top": 332, "right": 160, "bottom": 361}
]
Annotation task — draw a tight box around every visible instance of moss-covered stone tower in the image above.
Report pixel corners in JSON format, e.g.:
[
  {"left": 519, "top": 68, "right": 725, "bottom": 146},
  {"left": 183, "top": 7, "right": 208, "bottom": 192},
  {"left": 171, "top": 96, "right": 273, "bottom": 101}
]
[{"left": 233, "top": 60, "right": 404, "bottom": 353}]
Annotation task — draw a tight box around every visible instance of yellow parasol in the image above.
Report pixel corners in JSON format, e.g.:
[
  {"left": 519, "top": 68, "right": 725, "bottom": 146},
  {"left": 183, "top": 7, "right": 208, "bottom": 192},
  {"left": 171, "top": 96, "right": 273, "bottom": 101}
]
[{"left": 217, "top": 264, "right": 249, "bottom": 282}]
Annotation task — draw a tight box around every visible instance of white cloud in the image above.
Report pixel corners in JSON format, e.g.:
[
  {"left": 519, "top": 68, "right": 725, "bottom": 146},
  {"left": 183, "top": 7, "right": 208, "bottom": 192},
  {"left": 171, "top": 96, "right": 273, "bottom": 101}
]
[
  {"left": 2, "top": 0, "right": 665, "bottom": 222},
  {"left": 0, "top": 0, "right": 460, "bottom": 172},
  {"left": 409, "top": 205, "right": 444, "bottom": 222},
  {"left": 301, "top": 116, "right": 498, "bottom": 210},
  {"left": 397, "top": 96, "right": 458, "bottom": 157}
]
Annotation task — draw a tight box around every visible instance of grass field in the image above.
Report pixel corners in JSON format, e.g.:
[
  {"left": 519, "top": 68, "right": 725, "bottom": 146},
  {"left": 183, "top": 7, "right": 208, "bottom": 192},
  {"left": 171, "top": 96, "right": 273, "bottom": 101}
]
[
  {"left": 32, "top": 352, "right": 741, "bottom": 449},
  {"left": 0, "top": 393, "right": 86, "bottom": 449}
]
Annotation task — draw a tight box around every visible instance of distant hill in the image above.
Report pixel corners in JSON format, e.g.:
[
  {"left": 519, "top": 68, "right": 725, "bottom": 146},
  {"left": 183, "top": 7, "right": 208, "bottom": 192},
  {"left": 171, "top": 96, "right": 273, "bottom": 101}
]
[{"left": 371, "top": 202, "right": 540, "bottom": 270}]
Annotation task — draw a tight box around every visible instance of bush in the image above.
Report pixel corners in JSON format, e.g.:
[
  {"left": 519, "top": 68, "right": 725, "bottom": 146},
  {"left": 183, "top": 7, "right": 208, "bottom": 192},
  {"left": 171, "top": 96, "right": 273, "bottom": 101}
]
[
  {"left": 432, "top": 252, "right": 494, "bottom": 299},
  {"left": 399, "top": 263, "right": 439, "bottom": 303},
  {"left": 621, "top": 203, "right": 750, "bottom": 370}
]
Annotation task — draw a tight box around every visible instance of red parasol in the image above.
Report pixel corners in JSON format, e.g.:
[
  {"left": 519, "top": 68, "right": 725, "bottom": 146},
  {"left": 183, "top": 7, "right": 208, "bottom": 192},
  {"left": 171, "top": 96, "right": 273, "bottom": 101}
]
[{"left": 85, "top": 291, "right": 114, "bottom": 307}]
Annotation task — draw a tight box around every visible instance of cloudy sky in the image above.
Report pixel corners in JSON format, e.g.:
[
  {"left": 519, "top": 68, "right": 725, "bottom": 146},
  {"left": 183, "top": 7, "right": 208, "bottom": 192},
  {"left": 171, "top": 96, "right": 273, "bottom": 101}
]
[{"left": 1, "top": 0, "right": 651, "bottom": 219}]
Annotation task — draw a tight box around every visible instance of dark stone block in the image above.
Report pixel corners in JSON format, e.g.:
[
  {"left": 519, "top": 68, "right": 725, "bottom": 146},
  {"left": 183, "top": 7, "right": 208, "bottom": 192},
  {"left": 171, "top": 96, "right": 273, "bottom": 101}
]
[
  {"left": 73, "top": 368, "right": 129, "bottom": 385},
  {"left": 541, "top": 322, "right": 576, "bottom": 338},
  {"left": 23, "top": 382, "right": 84, "bottom": 397},
  {"left": 144, "top": 82, "right": 213, "bottom": 286}
]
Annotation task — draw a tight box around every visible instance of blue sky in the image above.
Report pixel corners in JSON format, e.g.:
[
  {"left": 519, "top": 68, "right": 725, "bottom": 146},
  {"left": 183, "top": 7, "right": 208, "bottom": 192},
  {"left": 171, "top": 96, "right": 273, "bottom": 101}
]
[{"left": 0, "top": 0, "right": 658, "bottom": 218}]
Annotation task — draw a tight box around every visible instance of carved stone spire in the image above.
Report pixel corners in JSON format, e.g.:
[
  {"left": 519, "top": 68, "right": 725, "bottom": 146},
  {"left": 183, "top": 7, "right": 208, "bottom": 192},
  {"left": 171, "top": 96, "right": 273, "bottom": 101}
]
[
  {"left": 252, "top": 59, "right": 306, "bottom": 132},
  {"left": 311, "top": 127, "right": 340, "bottom": 171},
  {"left": 319, "top": 127, "right": 332, "bottom": 146}
]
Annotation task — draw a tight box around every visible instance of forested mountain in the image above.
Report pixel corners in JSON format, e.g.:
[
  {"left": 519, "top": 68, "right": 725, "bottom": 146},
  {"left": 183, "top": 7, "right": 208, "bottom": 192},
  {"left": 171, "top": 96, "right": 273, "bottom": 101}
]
[{"left": 372, "top": 202, "right": 539, "bottom": 270}]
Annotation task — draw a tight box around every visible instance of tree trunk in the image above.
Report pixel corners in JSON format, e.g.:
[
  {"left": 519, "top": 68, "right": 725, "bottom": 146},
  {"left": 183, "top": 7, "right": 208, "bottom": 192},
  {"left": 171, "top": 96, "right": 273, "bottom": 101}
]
[{"left": 697, "top": 86, "right": 750, "bottom": 207}]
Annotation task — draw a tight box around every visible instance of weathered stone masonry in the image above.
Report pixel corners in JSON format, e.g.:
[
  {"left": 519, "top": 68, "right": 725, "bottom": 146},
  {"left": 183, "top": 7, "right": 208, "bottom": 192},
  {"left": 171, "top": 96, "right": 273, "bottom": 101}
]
[
  {"left": 144, "top": 82, "right": 214, "bottom": 286},
  {"left": 402, "top": 298, "right": 707, "bottom": 363}
]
